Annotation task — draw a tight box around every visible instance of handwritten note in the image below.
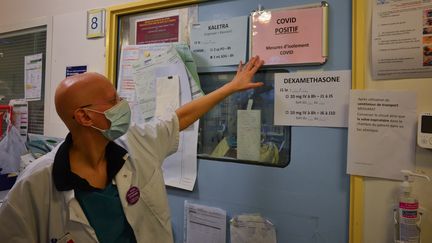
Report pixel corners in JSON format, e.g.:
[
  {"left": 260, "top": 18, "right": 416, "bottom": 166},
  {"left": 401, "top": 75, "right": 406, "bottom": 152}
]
[{"left": 237, "top": 110, "right": 261, "bottom": 161}]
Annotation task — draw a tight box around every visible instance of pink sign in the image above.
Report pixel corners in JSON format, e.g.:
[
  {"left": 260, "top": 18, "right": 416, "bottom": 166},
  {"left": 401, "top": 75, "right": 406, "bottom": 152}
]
[
  {"left": 136, "top": 16, "right": 179, "bottom": 44},
  {"left": 251, "top": 7, "right": 326, "bottom": 65}
]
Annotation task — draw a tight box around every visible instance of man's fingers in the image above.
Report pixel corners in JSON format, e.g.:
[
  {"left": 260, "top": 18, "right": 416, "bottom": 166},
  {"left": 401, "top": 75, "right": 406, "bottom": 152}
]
[
  {"left": 246, "top": 56, "right": 263, "bottom": 72},
  {"left": 245, "top": 56, "right": 258, "bottom": 71},
  {"left": 237, "top": 61, "right": 243, "bottom": 73},
  {"left": 251, "top": 59, "right": 264, "bottom": 72},
  {"left": 250, "top": 82, "right": 264, "bottom": 88}
]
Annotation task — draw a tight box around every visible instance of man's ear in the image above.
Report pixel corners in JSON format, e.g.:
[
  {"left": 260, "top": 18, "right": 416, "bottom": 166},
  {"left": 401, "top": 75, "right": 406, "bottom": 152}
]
[{"left": 73, "top": 109, "right": 93, "bottom": 126}]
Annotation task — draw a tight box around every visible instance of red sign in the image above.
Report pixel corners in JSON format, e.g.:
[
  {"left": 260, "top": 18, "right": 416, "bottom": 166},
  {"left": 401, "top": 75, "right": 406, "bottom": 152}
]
[{"left": 136, "top": 16, "right": 179, "bottom": 44}]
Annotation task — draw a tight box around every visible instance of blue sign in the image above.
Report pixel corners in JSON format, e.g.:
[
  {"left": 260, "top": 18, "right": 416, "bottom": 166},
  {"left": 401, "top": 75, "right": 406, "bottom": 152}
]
[{"left": 66, "top": 65, "right": 87, "bottom": 77}]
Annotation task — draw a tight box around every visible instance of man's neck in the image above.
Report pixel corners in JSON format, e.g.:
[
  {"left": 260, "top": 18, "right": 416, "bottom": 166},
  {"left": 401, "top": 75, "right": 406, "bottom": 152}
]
[{"left": 69, "top": 132, "right": 109, "bottom": 189}]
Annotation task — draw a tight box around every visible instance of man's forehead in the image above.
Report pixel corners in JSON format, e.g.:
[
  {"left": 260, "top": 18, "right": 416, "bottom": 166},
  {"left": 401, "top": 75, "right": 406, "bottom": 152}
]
[{"left": 81, "top": 88, "right": 118, "bottom": 105}]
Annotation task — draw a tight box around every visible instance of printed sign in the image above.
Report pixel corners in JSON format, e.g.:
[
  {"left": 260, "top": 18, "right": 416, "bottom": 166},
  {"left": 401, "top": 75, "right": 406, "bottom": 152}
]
[
  {"left": 66, "top": 65, "right": 87, "bottom": 77},
  {"left": 371, "top": 0, "right": 432, "bottom": 79},
  {"left": 347, "top": 90, "right": 417, "bottom": 180},
  {"left": 274, "top": 70, "right": 351, "bottom": 127},
  {"left": 190, "top": 16, "right": 248, "bottom": 67},
  {"left": 251, "top": 5, "right": 327, "bottom": 65},
  {"left": 136, "top": 16, "right": 179, "bottom": 44}
]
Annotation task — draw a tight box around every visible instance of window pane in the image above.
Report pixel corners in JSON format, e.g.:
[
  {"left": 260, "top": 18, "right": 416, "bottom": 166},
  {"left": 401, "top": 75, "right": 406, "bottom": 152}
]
[{"left": 0, "top": 27, "right": 47, "bottom": 134}]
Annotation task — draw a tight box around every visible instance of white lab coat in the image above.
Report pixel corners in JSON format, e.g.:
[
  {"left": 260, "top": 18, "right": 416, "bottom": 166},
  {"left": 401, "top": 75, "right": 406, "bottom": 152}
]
[{"left": 0, "top": 113, "right": 179, "bottom": 243}]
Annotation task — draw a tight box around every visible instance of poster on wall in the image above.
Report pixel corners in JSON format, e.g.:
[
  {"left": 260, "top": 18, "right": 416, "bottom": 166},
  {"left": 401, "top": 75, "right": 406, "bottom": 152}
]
[
  {"left": 24, "top": 53, "right": 43, "bottom": 101},
  {"left": 274, "top": 70, "right": 351, "bottom": 127},
  {"left": 116, "top": 44, "right": 201, "bottom": 190},
  {"left": 250, "top": 2, "right": 328, "bottom": 66},
  {"left": 347, "top": 90, "right": 417, "bottom": 180},
  {"left": 132, "top": 7, "right": 197, "bottom": 45},
  {"left": 190, "top": 16, "right": 248, "bottom": 67},
  {"left": 372, "top": 0, "right": 432, "bottom": 79},
  {"left": 136, "top": 15, "right": 180, "bottom": 44}
]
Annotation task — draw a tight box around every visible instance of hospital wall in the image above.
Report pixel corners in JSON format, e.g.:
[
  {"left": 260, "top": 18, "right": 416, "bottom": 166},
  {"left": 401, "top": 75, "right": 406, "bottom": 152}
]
[
  {"left": 357, "top": 1, "right": 432, "bottom": 242},
  {"left": 0, "top": 0, "right": 381, "bottom": 242}
]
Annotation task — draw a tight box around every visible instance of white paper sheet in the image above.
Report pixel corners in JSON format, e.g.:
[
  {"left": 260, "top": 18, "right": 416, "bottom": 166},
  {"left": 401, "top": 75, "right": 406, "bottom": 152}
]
[
  {"left": 155, "top": 75, "right": 180, "bottom": 118},
  {"left": 185, "top": 201, "right": 226, "bottom": 243},
  {"left": 175, "top": 44, "right": 203, "bottom": 96},
  {"left": 230, "top": 214, "right": 276, "bottom": 243},
  {"left": 24, "top": 53, "right": 43, "bottom": 101},
  {"left": 118, "top": 44, "right": 202, "bottom": 103},
  {"left": 347, "top": 90, "right": 417, "bottom": 180},
  {"left": 154, "top": 64, "right": 191, "bottom": 112},
  {"left": 154, "top": 64, "right": 197, "bottom": 191},
  {"left": 118, "top": 44, "right": 199, "bottom": 190},
  {"left": 134, "top": 66, "right": 157, "bottom": 120},
  {"left": 237, "top": 110, "right": 261, "bottom": 161},
  {"left": 190, "top": 16, "right": 248, "bottom": 67},
  {"left": 274, "top": 70, "right": 351, "bottom": 127},
  {"left": 371, "top": 0, "right": 432, "bottom": 79},
  {"left": 131, "top": 46, "right": 173, "bottom": 122},
  {"left": 163, "top": 122, "right": 198, "bottom": 191}
]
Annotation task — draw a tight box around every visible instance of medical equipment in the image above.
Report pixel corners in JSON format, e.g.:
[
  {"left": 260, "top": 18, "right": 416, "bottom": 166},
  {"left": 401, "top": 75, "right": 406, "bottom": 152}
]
[{"left": 417, "top": 112, "right": 432, "bottom": 149}]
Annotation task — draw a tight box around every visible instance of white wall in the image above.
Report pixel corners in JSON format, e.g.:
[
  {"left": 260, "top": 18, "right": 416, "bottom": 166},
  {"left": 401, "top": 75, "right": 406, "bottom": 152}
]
[
  {"left": 0, "top": 0, "right": 137, "bottom": 137},
  {"left": 361, "top": 1, "right": 432, "bottom": 243},
  {"left": 0, "top": 0, "right": 137, "bottom": 27}
]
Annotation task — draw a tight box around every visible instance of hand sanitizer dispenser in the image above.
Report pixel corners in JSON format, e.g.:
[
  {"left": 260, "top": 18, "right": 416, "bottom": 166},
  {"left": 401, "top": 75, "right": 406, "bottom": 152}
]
[{"left": 394, "top": 170, "right": 430, "bottom": 243}]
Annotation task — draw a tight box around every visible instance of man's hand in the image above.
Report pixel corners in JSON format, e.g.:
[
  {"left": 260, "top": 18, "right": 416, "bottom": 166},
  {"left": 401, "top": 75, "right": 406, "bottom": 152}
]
[
  {"left": 224, "top": 56, "right": 265, "bottom": 94},
  {"left": 176, "top": 56, "right": 264, "bottom": 131}
]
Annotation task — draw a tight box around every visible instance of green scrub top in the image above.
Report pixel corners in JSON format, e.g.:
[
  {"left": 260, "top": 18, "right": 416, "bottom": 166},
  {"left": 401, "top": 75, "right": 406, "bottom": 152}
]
[{"left": 75, "top": 183, "right": 137, "bottom": 243}]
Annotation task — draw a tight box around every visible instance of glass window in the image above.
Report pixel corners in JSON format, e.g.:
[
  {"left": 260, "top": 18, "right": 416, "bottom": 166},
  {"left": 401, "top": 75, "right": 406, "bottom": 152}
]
[
  {"left": 197, "top": 70, "right": 291, "bottom": 167},
  {"left": 0, "top": 26, "right": 47, "bottom": 134},
  {"left": 115, "top": 6, "right": 291, "bottom": 167}
]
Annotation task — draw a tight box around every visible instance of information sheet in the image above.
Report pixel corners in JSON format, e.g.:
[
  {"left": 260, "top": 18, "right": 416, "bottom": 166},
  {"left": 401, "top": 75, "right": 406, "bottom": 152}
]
[
  {"left": 134, "top": 65, "right": 157, "bottom": 120},
  {"left": 372, "top": 0, "right": 432, "bottom": 79},
  {"left": 237, "top": 110, "right": 261, "bottom": 161},
  {"left": 155, "top": 75, "right": 179, "bottom": 118},
  {"left": 190, "top": 16, "right": 248, "bottom": 67},
  {"left": 24, "top": 53, "right": 43, "bottom": 101},
  {"left": 118, "top": 44, "right": 202, "bottom": 104},
  {"left": 118, "top": 44, "right": 202, "bottom": 124},
  {"left": 65, "top": 65, "right": 87, "bottom": 77},
  {"left": 136, "top": 15, "right": 179, "bottom": 44},
  {"left": 230, "top": 214, "right": 276, "bottom": 243},
  {"left": 274, "top": 70, "right": 351, "bottom": 127},
  {"left": 129, "top": 7, "right": 197, "bottom": 46},
  {"left": 347, "top": 90, "right": 417, "bottom": 180},
  {"left": 185, "top": 202, "right": 226, "bottom": 243},
  {"left": 117, "top": 44, "right": 200, "bottom": 190},
  {"left": 250, "top": 5, "right": 326, "bottom": 65},
  {"left": 154, "top": 65, "right": 198, "bottom": 191}
]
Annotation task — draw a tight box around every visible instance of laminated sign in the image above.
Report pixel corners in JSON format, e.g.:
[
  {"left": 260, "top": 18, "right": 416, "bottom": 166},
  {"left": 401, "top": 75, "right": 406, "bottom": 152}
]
[{"left": 250, "top": 2, "right": 328, "bottom": 65}]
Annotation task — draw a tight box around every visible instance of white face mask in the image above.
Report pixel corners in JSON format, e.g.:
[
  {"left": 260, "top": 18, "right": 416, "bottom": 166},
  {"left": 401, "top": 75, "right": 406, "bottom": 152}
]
[{"left": 84, "top": 99, "right": 131, "bottom": 140}]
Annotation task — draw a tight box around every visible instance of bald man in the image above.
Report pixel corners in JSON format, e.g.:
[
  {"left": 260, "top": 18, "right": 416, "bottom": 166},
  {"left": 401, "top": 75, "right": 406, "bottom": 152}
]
[{"left": 0, "top": 56, "right": 264, "bottom": 243}]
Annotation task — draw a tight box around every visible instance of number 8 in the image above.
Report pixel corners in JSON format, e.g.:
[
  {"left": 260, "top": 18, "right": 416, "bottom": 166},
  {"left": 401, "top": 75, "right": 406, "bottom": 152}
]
[{"left": 91, "top": 17, "right": 98, "bottom": 29}]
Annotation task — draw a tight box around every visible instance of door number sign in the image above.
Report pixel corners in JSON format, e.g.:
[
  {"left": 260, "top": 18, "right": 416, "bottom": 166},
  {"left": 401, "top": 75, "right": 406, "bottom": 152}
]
[{"left": 87, "top": 9, "right": 105, "bottom": 38}]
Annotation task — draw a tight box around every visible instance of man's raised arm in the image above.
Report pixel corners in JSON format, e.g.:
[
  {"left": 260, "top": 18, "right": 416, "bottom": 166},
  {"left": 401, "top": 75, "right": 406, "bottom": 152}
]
[{"left": 175, "top": 56, "right": 264, "bottom": 131}]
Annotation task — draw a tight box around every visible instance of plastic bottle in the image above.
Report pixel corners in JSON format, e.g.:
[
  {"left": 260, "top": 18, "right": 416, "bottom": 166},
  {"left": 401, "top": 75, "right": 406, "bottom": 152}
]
[{"left": 395, "top": 170, "right": 430, "bottom": 243}]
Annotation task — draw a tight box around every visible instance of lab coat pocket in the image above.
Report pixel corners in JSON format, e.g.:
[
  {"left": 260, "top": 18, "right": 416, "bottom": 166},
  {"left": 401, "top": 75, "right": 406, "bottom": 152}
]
[{"left": 140, "top": 169, "right": 171, "bottom": 228}]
